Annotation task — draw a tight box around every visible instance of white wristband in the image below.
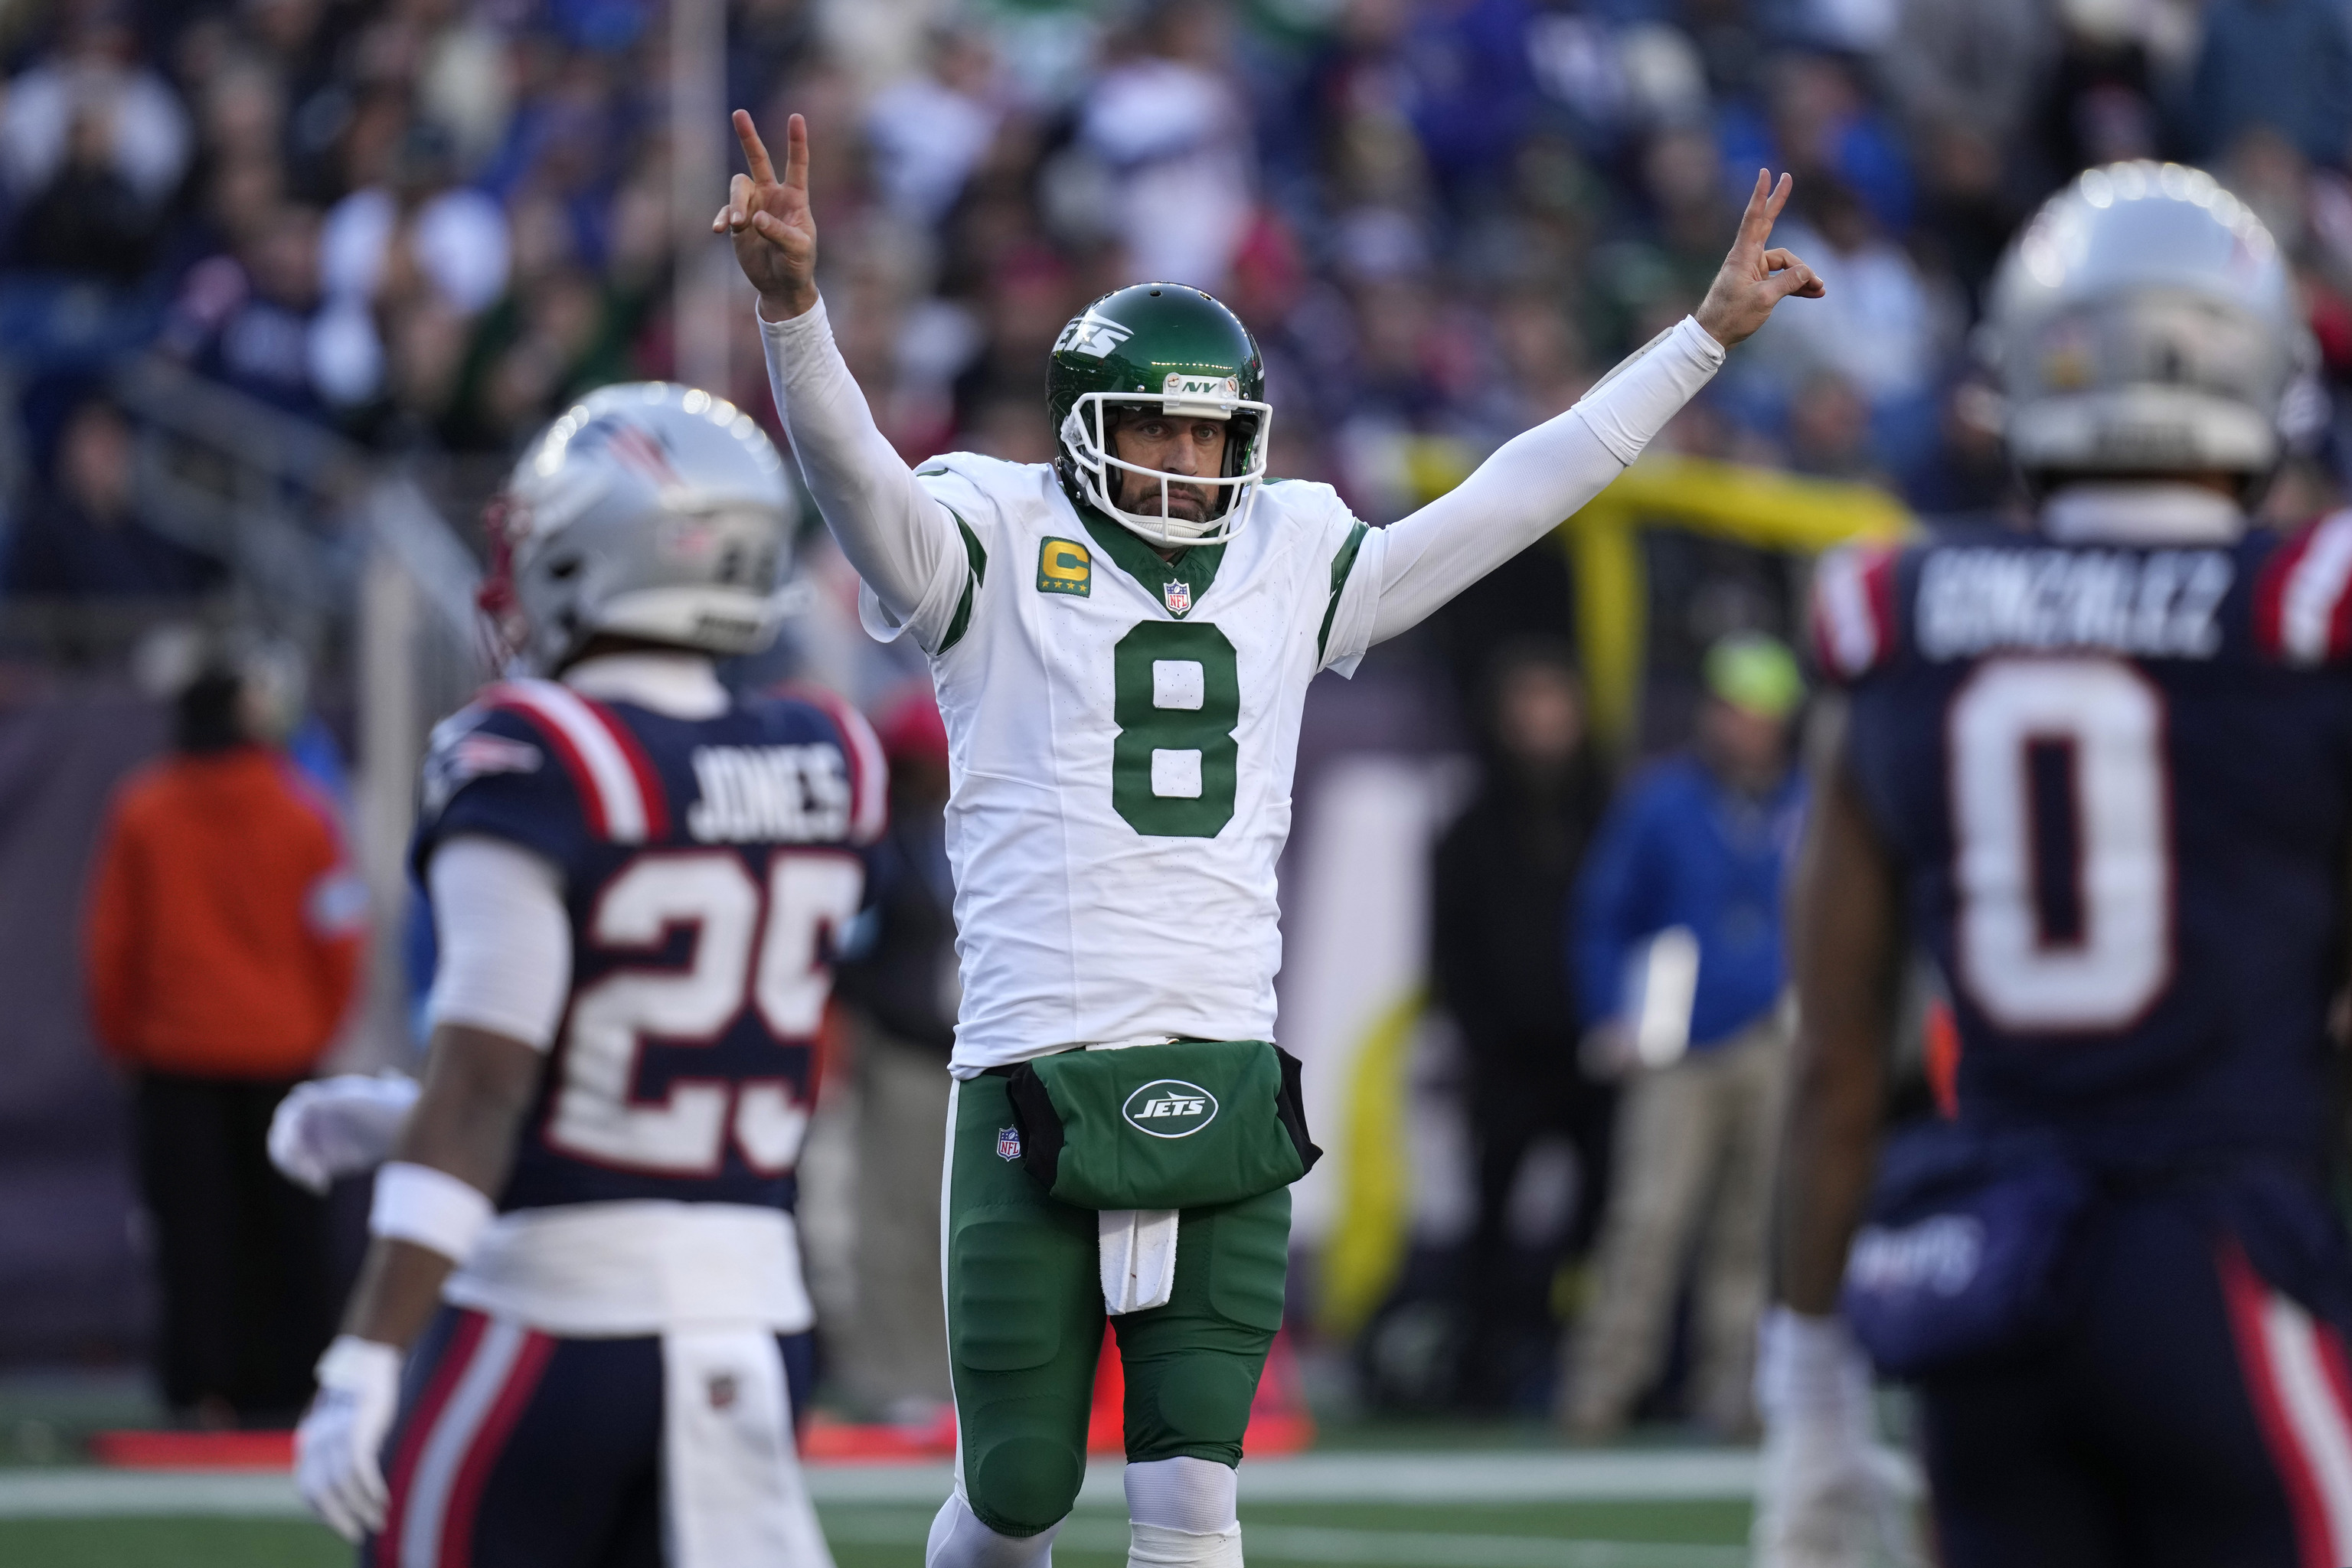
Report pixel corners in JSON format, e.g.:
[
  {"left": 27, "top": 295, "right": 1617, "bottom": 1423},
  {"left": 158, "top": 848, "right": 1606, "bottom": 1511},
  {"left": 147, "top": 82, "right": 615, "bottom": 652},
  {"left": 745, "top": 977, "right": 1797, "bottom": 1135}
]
[
  {"left": 369, "top": 1161, "right": 495, "bottom": 1265},
  {"left": 1756, "top": 1305, "right": 1867, "bottom": 1420},
  {"left": 314, "top": 1334, "right": 403, "bottom": 1390}
]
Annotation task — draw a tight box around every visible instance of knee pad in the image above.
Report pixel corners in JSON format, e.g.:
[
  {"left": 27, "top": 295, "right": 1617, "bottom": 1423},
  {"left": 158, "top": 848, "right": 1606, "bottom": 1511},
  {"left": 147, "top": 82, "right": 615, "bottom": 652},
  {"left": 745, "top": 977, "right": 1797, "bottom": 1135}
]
[
  {"left": 926, "top": 1492, "right": 1063, "bottom": 1568},
  {"left": 1123, "top": 1456, "right": 1237, "bottom": 1534},
  {"left": 964, "top": 1434, "right": 1085, "bottom": 1538},
  {"left": 1127, "top": 1521, "right": 1243, "bottom": 1568}
]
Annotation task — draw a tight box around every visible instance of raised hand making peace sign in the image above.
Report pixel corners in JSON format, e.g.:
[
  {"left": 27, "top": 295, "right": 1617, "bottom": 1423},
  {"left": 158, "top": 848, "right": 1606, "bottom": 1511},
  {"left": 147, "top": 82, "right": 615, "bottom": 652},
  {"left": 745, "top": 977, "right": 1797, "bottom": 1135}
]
[
  {"left": 715, "top": 109, "right": 818, "bottom": 322},
  {"left": 1694, "top": 170, "right": 1825, "bottom": 348}
]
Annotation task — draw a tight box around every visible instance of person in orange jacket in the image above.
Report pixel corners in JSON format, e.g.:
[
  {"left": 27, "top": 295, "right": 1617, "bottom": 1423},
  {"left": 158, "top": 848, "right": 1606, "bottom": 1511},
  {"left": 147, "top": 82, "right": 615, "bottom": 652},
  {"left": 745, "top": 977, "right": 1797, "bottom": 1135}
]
[{"left": 85, "top": 652, "right": 367, "bottom": 1425}]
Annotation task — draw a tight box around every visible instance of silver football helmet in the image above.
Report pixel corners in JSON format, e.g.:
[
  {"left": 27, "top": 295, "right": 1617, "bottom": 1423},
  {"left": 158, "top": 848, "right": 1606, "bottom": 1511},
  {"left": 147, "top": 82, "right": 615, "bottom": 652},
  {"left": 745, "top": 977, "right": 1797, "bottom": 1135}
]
[
  {"left": 1986, "top": 161, "right": 2311, "bottom": 483},
  {"left": 485, "top": 383, "right": 798, "bottom": 672}
]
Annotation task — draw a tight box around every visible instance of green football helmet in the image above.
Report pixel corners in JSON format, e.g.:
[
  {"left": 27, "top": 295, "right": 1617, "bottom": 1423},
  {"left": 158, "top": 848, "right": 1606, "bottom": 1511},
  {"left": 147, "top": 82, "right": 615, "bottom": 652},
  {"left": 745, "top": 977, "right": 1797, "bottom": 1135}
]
[{"left": 1047, "top": 283, "right": 1271, "bottom": 547}]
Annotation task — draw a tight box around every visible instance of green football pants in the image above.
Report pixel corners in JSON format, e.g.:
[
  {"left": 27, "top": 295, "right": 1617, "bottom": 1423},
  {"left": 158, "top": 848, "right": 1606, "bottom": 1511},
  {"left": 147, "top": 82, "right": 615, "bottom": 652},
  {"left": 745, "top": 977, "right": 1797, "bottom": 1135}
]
[{"left": 943, "top": 1072, "right": 1289, "bottom": 1538}]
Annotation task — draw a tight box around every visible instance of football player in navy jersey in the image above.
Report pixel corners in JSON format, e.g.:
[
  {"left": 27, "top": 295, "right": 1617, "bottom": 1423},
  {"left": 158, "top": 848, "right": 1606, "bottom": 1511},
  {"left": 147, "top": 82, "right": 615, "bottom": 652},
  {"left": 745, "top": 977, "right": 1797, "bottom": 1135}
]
[
  {"left": 293, "top": 383, "right": 883, "bottom": 1568},
  {"left": 1758, "top": 163, "right": 2352, "bottom": 1568}
]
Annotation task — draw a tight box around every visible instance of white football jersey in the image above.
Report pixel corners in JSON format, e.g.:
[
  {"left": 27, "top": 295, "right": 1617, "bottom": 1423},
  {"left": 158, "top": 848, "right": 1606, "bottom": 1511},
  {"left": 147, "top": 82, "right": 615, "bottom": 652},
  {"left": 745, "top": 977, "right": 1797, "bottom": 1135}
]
[{"left": 862, "top": 454, "right": 1380, "bottom": 1073}]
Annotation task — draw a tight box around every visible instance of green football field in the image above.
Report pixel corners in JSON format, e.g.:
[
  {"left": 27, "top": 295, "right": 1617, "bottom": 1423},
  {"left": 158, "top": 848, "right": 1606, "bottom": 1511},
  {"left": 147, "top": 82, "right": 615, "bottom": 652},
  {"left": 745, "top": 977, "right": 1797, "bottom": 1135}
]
[
  {"left": 0, "top": 1448, "right": 1789, "bottom": 1567},
  {"left": 0, "top": 1497, "right": 1755, "bottom": 1567}
]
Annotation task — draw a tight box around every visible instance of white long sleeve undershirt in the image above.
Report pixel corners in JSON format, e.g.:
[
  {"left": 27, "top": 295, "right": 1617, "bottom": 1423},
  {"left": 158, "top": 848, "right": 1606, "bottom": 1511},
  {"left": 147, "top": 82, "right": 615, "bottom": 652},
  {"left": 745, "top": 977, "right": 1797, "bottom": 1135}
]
[
  {"left": 759, "top": 299, "right": 1724, "bottom": 648},
  {"left": 1361, "top": 316, "right": 1725, "bottom": 642},
  {"left": 760, "top": 297, "right": 957, "bottom": 623},
  {"left": 425, "top": 835, "right": 570, "bottom": 1048}
]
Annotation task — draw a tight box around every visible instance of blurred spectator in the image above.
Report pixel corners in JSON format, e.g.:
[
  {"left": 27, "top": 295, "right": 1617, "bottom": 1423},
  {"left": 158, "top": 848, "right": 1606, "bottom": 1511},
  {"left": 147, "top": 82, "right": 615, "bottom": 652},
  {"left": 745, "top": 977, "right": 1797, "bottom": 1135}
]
[
  {"left": 1782, "top": 368, "right": 1886, "bottom": 485},
  {"left": 1397, "top": 0, "right": 1541, "bottom": 210},
  {"left": 1079, "top": 0, "right": 1254, "bottom": 288},
  {"left": 1560, "top": 634, "right": 1808, "bottom": 1442},
  {"left": 1749, "top": 180, "right": 1941, "bottom": 412},
  {"left": 163, "top": 203, "right": 379, "bottom": 418},
  {"left": 1, "top": 397, "right": 220, "bottom": 600},
  {"left": 1880, "top": 0, "right": 2056, "bottom": 157},
  {"left": 2035, "top": 5, "right": 2168, "bottom": 178},
  {"left": 2186, "top": 0, "right": 2352, "bottom": 167},
  {"left": 8, "top": 101, "right": 173, "bottom": 281},
  {"left": 1725, "top": 54, "right": 1912, "bottom": 235},
  {"left": 828, "top": 683, "right": 959, "bottom": 1419},
  {"left": 1430, "top": 642, "right": 1614, "bottom": 1410},
  {"left": 865, "top": 24, "right": 1004, "bottom": 226},
  {"left": 320, "top": 125, "right": 511, "bottom": 320},
  {"left": 83, "top": 649, "right": 365, "bottom": 1424},
  {"left": 1905, "top": 377, "right": 2017, "bottom": 516},
  {"left": 2, "top": 5, "right": 191, "bottom": 226}
]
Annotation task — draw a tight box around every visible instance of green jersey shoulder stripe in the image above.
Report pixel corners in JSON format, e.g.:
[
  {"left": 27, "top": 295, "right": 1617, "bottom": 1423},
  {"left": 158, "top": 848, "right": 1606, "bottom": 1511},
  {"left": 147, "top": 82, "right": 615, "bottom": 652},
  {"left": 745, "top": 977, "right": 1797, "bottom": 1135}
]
[
  {"left": 937, "top": 511, "right": 988, "bottom": 655},
  {"left": 1316, "top": 521, "right": 1370, "bottom": 663}
]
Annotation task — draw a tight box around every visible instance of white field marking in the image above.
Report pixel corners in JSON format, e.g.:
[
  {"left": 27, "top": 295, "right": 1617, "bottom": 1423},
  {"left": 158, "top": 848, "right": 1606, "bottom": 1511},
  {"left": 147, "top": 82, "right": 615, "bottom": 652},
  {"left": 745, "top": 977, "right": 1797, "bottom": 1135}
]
[
  {"left": 0, "top": 1471, "right": 306, "bottom": 1517},
  {"left": 808, "top": 1451, "right": 1773, "bottom": 1508},
  {"left": 0, "top": 1449, "right": 1792, "bottom": 1520},
  {"left": 819, "top": 1509, "right": 1748, "bottom": 1568}
]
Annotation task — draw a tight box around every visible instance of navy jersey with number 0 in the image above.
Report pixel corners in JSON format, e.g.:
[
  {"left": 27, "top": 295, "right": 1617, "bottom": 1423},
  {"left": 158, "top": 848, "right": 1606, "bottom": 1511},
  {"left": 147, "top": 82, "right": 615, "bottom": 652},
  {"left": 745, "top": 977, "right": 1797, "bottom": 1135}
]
[
  {"left": 1817, "top": 514, "right": 2352, "bottom": 1169},
  {"left": 410, "top": 678, "right": 885, "bottom": 1214}
]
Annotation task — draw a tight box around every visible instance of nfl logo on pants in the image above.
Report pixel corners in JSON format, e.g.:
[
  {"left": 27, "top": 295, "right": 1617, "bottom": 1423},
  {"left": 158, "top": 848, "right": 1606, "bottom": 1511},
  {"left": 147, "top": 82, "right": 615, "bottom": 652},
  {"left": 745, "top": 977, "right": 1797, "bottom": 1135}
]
[{"left": 997, "top": 1125, "right": 1022, "bottom": 1161}]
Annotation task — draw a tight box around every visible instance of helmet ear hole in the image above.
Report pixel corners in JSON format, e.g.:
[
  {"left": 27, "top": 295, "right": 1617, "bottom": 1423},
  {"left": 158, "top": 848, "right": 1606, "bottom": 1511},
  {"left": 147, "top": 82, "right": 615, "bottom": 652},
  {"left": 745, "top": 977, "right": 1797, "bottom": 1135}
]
[{"left": 547, "top": 556, "right": 583, "bottom": 581}]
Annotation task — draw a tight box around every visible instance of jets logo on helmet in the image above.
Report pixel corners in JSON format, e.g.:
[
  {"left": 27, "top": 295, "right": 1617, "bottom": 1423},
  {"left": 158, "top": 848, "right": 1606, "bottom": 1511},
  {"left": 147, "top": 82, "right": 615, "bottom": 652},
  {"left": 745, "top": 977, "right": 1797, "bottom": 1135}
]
[
  {"left": 482, "top": 383, "right": 801, "bottom": 674},
  {"left": 1055, "top": 308, "right": 1135, "bottom": 359},
  {"left": 1049, "top": 283, "right": 1272, "bottom": 549}
]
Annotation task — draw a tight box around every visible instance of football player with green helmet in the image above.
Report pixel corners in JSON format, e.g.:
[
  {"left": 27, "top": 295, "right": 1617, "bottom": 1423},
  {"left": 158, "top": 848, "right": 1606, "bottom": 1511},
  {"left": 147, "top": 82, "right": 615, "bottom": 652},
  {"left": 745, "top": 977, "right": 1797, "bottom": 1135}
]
[{"left": 720, "top": 108, "right": 1821, "bottom": 1568}]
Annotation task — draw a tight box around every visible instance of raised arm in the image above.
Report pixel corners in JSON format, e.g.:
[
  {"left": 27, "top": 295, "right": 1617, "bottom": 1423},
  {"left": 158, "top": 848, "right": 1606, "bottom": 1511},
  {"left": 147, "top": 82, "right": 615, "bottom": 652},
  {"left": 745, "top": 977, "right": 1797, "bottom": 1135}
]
[
  {"left": 1361, "top": 172, "right": 1823, "bottom": 645},
  {"left": 720, "top": 110, "right": 959, "bottom": 626}
]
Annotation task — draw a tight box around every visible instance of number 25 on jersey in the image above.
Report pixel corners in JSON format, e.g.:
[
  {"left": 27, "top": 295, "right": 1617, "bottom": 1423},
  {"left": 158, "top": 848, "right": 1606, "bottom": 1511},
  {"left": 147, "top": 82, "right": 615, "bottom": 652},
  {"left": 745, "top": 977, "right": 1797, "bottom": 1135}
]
[{"left": 549, "top": 848, "right": 864, "bottom": 1174}]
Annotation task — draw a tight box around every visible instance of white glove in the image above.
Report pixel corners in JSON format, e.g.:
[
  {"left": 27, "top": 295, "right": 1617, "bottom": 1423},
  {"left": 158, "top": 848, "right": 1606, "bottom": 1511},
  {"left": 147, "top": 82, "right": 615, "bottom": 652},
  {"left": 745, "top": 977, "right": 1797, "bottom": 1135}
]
[
  {"left": 269, "top": 1074, "right": 421, "bottom": 1194},
  {"left": 296, "top": 1336, "right": 403, "bottom": 1542},
  {"left": 1752, "top": 1308, "right": 1922, "bottom": 1568}
]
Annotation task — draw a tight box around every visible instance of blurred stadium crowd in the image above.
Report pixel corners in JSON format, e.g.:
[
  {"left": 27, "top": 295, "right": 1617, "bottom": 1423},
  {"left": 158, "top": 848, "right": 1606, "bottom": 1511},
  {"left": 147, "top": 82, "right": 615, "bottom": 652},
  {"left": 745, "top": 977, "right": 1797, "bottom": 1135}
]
[
  {"left": 8, "top": 0, "right": 2352, "bottom": 1436},
  {"left": 5, "top": 0, "right": 2352, "bottom": 577}
]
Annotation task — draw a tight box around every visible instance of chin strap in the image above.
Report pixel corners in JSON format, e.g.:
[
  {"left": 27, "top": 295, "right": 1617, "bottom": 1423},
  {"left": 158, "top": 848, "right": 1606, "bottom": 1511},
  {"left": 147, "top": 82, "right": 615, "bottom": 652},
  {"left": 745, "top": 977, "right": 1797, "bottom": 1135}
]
[{"left": 476, "top": 495, "right": 532, "bottom": 671}]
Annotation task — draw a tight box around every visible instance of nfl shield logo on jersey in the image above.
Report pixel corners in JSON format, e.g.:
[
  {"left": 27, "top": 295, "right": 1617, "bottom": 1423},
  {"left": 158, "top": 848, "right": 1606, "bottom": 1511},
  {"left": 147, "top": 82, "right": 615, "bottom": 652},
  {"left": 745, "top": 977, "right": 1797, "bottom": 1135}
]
[
  {"left": 1162, "top": 580, "right": 1191, "bottom": 616},
  {"left": 997, "top": 1125, "right": 1022, "bottom": 1161}
]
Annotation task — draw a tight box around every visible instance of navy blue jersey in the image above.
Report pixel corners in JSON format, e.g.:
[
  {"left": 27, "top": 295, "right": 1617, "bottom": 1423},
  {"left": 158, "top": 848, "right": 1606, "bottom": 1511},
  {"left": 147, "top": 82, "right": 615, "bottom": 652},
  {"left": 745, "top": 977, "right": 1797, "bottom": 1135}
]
[
  {"left": 411, "top": 678, "right": 885, "bottom": 1214},
  {"left": 1816, "top": 514, "right": 2352, "bottom": 1170}
]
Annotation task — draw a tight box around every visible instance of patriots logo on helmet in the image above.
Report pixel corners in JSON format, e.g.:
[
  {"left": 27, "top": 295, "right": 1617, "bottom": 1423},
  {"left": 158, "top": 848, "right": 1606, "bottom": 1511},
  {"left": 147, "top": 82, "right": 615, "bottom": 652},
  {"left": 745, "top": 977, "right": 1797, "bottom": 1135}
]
[
  {"left": 1055, "top": 309, "right": 1134, "bottom": 360},
  {"left": 1162, "top": 580, "right": 1191, "bottom": 616},
  {"left": 577, "top": 414, "right": 683, "bottom": 486},
  {"left": 997, "top": 1125, "right": 1022, "bottom": 1161}
]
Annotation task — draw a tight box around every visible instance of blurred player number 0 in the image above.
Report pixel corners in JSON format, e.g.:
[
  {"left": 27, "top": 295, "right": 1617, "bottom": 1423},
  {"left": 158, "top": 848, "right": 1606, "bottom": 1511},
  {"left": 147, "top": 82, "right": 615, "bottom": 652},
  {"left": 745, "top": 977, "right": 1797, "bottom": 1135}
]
[
  {"left": 1952, "top": 657, "right": 2169, "bottom": 1031},
  {"left": 551, "top": 848, "right": 864, "bottom": 1172}
]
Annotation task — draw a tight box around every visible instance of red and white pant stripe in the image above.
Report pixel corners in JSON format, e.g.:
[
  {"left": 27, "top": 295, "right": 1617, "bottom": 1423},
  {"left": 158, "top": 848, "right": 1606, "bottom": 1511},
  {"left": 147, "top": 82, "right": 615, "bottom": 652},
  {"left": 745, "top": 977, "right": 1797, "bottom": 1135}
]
[
  {"left": 378, "top": 1314, "right": 555, "bottom": 1568},
  {"left": 2220, "top": 1243, "right": 2352, "bottom": 1568}
]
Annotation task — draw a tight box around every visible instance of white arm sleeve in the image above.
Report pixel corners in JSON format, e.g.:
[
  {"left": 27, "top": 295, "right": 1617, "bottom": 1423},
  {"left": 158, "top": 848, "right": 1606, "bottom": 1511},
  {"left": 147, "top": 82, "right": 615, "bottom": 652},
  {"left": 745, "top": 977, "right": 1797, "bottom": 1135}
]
[
  {"left": 1364, "top": 315, "right": 1726, "bottom": 645},
  {"left": 759, "top": 296, "right": 963, "bottom": 629},
  {"left": 424, "top": 835, "right": 570, "bottom": 1050}
]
